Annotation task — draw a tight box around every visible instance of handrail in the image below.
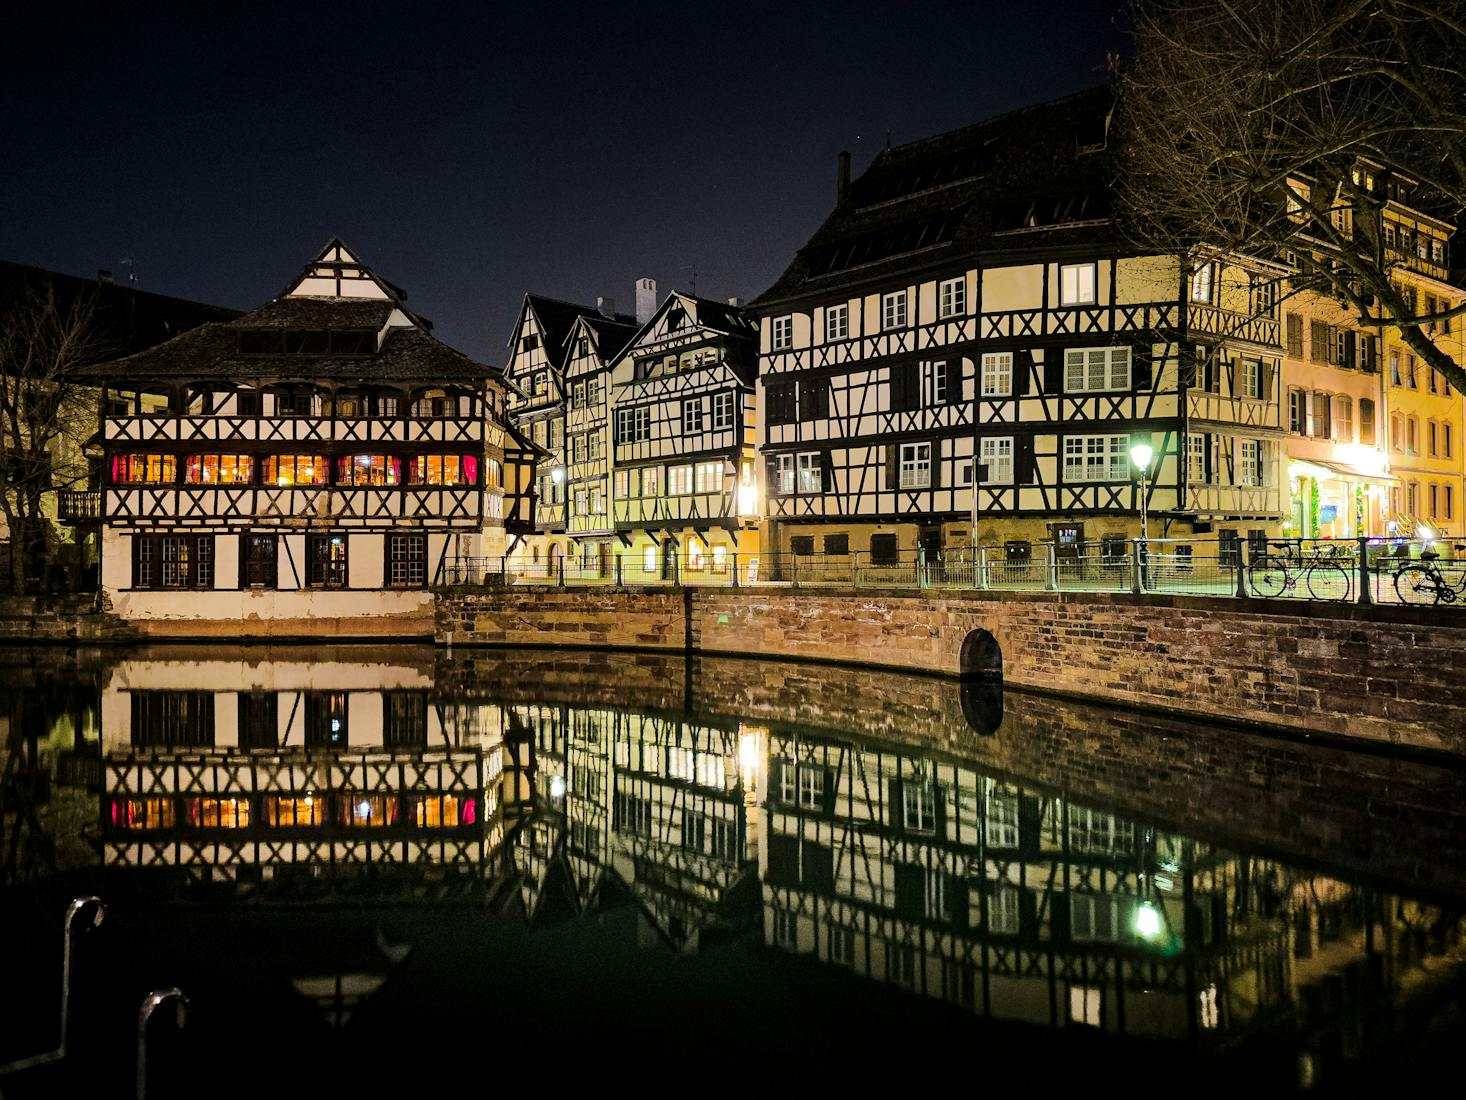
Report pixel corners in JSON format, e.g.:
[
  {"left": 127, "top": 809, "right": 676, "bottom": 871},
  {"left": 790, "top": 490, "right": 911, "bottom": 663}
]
[{"left": 0, "top": 895, "right": 106, "bottom": 1077}]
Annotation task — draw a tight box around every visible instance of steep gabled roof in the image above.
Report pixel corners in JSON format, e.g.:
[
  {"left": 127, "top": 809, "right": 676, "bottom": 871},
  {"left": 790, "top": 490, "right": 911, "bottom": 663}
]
[
  {"left": 752, "top": 86, "right": 1119, "bottom": 308},
  {"left": 517, "top": 294, "right": 638, "bottom": 371},
  {"left": 75, "top": 240, "right": 499, "bottom": 385}
]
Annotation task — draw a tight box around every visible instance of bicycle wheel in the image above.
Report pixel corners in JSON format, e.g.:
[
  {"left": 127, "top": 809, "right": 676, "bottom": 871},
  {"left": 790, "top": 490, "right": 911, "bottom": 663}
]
[
  {"left": 1248, "top": 556, "right": 1289, "bottom": 598},
  {"left": 1394, "top": 566, "right": 1442, "bottom": 606},
  {"left": 1306, "top": 562, "right": 1350, "bottom": 602}
]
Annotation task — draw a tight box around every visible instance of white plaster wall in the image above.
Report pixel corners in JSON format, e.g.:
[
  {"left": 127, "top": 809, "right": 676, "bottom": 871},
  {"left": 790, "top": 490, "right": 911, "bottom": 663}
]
[
  {"left": 105, "top": 587, "right": 434, "bottom": 625},
  {"left": 214, "top": 535, "right": 239, "bottom": 590},
  {"left": 102, "top": 529, "right": 132, "bottom": 590},
  {"left": 352, "top": 534, "right": 385, "bottom": 588}
]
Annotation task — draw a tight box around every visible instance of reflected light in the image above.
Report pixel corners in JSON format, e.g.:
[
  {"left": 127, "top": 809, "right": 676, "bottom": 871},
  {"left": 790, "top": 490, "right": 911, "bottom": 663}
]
[
  {"left": 549, "top": 774, "right": 566, "bottom": 800},
  {"left": 737, "top": 483, "right": 759, "bottom": 517},
  {"left": 738, "top": 726, "right": 765, "bottom": 790},
  {"left": 1419, "top": 525, "right": 1435, "bottom": 541}
]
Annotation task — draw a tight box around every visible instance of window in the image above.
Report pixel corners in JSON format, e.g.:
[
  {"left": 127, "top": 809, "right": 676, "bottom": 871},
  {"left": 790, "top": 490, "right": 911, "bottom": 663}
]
[
  {"left": 881, "top": 291, "right": 907, "bottom": 330},
  {"left": 694, "top": 461, "right": 722, "bottom": 493},
  {"left": 520, "top": 334, "right": 539, "bottom": 353},
  {"left": 1064, "top": 347, "right": 1131, "bottom": 392},
  {"left": 1187, "top": 433, "right": 1208, "bottom": 483},
  {"left": 275, "top": 389, "right": 323, "bottom": 417},
  {"left": 242, "top": 534, "right": 276, "bottom": 588},
  {"left": 828, "top": 924, "right": 855, "bottom": 966},
  {"left": 616, "top": 406, "right": 650, "bottom": 443},
  {"left": 337, "top": 455, "right": 401, "bottom": 486},
  {"left": 410, "top": 455, "right": 476, "bottom": 485},
  {"left": 306, "top": 533, "right": 348, "bottom": 588},
  {"left": 1252, "top": 275, "right": 1278, "bottom": 318},
  {"left": 305, "top": 692, "right": 348, "bottom": 748},
  {"left": 1360, "top": 398, "right": 1376, "bottom": 445},
  {"left": 899, "top": 442, "right": 932, "bottom": 489},
  {"left": 384, "top": 692, "right": 428, "bottom": 747},
  {"left": 1240, "top": 359, "right": 1261, "bottom": 399},
  {"left": 1430, "top": 483, "right": 1440, "bottom": 517},
  {"left": 798, "top": 766, "right": 826, "bottom": 809},
  {"left": 902, "top": 784, "right": 937, "bottom": 832},
  {"left": 668, "top": 465, "right": 694, "bottom": 495},
  {"left": 771, "top": 316, "right": 793, "bottom": 350},
  {"left": 774, "top": 454, "right": 795, "bottom": 495},
  {"left": 111, "top": 454, "right": 177, "bottom": 484},
  {"left": 773, "top": 910, "right": 797, "bottom": 948},
  {"left": 927, "top": 360, "right": 950, "bottom": 404},
  {"left": 986, "top": 788, "right": 1019, "bottom": 847},
  {"left": 682, "top": 398, "right": 704, "bottom": 435},
  {"left": 1189, "top": 262, "right": 1215, "bottom": 303},
  {"left": 1059, "top": 262, "right": 1097, "bottom": 305},
  {"left": 766, "top": 383, "right": 796, "bottom": 425},
  {"left": 1390, "top": 352, "right": 1402, "bottom": 387},
  {"left": 789, "top": 535, "right": 815, "bottom": 555},
  {"left": 1429, "top": 368, "right": 1440, "bottom": 395},
  {"left": 1070, "top": 895, "right": 1120, "bottom": 942},
  {"left": 796, "top": 452, "right": 823, "bottom": 494},
  {"left": 1239, "top": 439, "right": 1263, "bottom": 486},
  {"left": 1406, "top": 355, "right": 1418, "bottom": 389},
  {"left": 184, "top": 454, "right": 253, "bottom": 485},
  {"left": 979, "top": 437, "right": 1013, "bottom": 485},
  {"left": 870, "top": 533, "right": 899, "bottom": 564},
  {"left": 387, "top": 533, "right": 427, "bottom": 587},
  {"left": 1407, "top": 415, "right": 1418, "bottom": 454},
  {"left": 130, "top": 691, "right": 214, "bottom": 748},
  {"left": 825, "top": 303, "right": 849, "bottom": 341},
  {"left": 889, "top": 361, "right": 920, "bottom": 410},
  {"left": 263, "top": 455, "right": 328, "bottom": 487},
  {"left": 712, "top": 391, "right": 735, "bottom": 430},
  {"left": 938, "top": 277, "right": 966, "bottom": 319},
  {"left": 942, "top": 962, "right": 975, "bottom": 1008},
  {"left": 1070, "top": 985, "right": 1103, "bottom": 1027},
  {"left": 981, "top": 352, "right": 1012, "bottom": 397},
  {"left": 133, "top": 535, "right": 213, "bottom": 590},
  {"left": 1332, "top": 396, "right": 1353, "bottom": 442},
  {"left": 1445, "top": 423, "right": 1454, "bottom": 458},
  {"left": 411, "top": 390, "right": 459, "bottom": 418},
  {"left": 824, "top": 534, "right": 849, "bottom": 556},
  {"left": 1288, "top": 388, "right": 1306, "bottom": 434},
  {"left": 1311, "top": 392, "right": 1332, "bottom": 439},
  {"left": 1063, "top": 435, "right": 1127, "bottom": 482},
  {"left": 1447, "top": 485, "right": 1456, "bottom": 519},
  {"left": 1286, "top": 314, "right": 1304, "bottom": 357},
  {"left": 986, "top": 885, "right": 1021, "bottom": 934}
]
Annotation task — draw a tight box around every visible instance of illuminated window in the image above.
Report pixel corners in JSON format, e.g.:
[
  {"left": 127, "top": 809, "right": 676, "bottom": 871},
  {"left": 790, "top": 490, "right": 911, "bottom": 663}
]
[
  {"left": 305, "top": 691, "right": 348, "bottom": 747},
  {"left": 414, "top": 795, "right": 463, "bottom": 827},
  {"left": 409, "top": 454, "right": 477, "bottom": 485},
  {"left": 306, "top": 534, "right": 348, "bottom": 588},
  {"left": 111, "top": 454, "right": 177, "bottom": 484},
  {"left": 264, "top": 795, "right": 322, "bottom": 826},
  {"left": 411, "top": 389, "right": 458, "bottom": 418},
  {"left": 1069, "top": 984, "right": 1102, "bottom": 1026},
  {"left": 112, "top": 797, "right": 176, "bottom": 830},
  {"left": 184, "top": 454, "right": 253, "bottom": 484},
  {"left": 668, "top": 465, "right": 694, "bottom": 495},
  {"left": 188, "top": 797, "right": 250, "bottom": 828},
  {"left": 1064, "top": 347, "right": 1131, "bottom": 392},
  {"left": 339, "top": 794, "right": 400, "bottom": 828},
  {"left": 688, "top": 540, "right": 705, "bottom": 570},
  {"left": 337, "top": 455, "right": 401, "bottom": 486},
  {"left": 643, "top": 545, "right": 657, "bottom": 573},
  {"left": 694, "top": 462, "right": 722, "bottom": 494},
  {"left": 263, "top": 455, "right": 328, "bottom": 486},
  {"left": 682, "top": 398, "right": 704, "bottom": 435},
  {"left": 1189, "top": 262, "right": 1215, "bottom": 303}
]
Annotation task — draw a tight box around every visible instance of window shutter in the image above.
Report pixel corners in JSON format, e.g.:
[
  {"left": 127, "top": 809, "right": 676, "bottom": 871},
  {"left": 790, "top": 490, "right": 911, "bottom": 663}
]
[
  {"left": 1014, "top": 350, "right": 1032, "bottom": 396},
  {"left": 820, "top": 453, "right": 834, "bottom": 493},
  {"left": 929, "top": 442, "right": 942, "bottom": 489},
  {"left": 1343, "top": 332, "right": 1357, "bottom": 370},
  {"left": 1131, "top": 343, "right": 1153, "bottom": 391},
  {"left": 1042, "top": 355, "right": 1062, "bottom": 395},
  {"left": 886, "top": 444, "right": 900, "bottom": 489},
  {"left": 1310, "top": 320, "right": 1328, "bottom": 363},
  {"left": 1286, "top": 314, "right": 1304, "bottom": 357},
  {"left": 1260, "top": 360, "right": 1274, "bottom": 401},
  {"left": 765, "top": 456, "right": 780, "bottom": 496},
  {"left": 946, "top": 360, "right": 962, "bottom": 405},
  {"left": 1015, "top": 436, "right": 1036, "bottom": 484}
]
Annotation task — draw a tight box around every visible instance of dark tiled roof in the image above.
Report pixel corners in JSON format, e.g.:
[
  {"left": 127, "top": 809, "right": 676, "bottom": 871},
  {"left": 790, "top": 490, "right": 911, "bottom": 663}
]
[
  {"left": 581, "top": 315, "right": 639, "bottom": 360},
  {"left": 0, "top": 260, "right": 240, "bottom": 359},
  {"left": 683, "top": 294, "right": 758, "bottom": 337},
  {"left": 76, "top": 317, "right": 496, "bottom": 385},
  {"left": 752, "top": 86, "right": 1119, "bottom": 308},
  {"left": 229, "top": 296, "right": 395, "bottom": 329},
  {"left": 523, "top": 294, "right": 638, "bottom": 369}
]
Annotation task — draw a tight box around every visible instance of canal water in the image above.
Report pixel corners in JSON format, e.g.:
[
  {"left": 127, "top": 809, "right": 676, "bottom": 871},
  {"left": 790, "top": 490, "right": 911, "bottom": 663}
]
[{"left": 1, "top": 644, "right": 1463, "bottom": 1095}]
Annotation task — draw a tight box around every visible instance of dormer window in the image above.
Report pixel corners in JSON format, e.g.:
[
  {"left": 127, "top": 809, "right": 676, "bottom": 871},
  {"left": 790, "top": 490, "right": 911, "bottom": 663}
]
[
  {"left": 667, "top": 307, "right": 686, "bottom": 331},
  {"left": 521, "top": 334, "right": 540, "bottom": 352}
]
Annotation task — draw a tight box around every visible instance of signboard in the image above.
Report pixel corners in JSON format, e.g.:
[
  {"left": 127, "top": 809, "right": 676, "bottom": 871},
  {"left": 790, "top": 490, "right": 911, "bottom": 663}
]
[{"left": 745, "top": 557, "right": 760, "bottom": 584}]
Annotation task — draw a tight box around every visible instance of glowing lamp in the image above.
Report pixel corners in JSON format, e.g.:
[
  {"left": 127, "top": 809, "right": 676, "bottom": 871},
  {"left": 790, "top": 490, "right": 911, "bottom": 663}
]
[
  {"left": 1419, "top": 525, "right": 1435, "bottom": 541},
  {"left": 1135, "top": 901, "right": 1163, "bottom": 940},
  {"left": 550, "top": 466, "right": 565, "bottom": 485},
  {"left": 1130, "top": 443, "right": 1154, "bottom": 472},
  {"left": 549, "top": 775, "right": 566, "bottom": 799}
]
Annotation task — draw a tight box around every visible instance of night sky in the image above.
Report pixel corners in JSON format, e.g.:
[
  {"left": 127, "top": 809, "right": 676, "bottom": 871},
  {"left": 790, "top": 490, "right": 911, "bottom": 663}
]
[{"left": 3, "top": 1, "right": 1121, "bottom": 362}]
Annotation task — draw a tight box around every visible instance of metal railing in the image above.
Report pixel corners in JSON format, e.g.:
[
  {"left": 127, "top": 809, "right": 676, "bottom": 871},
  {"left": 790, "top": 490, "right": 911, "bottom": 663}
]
[{"left": 439, "top": 536, "right": 1466, "bottom": 609}]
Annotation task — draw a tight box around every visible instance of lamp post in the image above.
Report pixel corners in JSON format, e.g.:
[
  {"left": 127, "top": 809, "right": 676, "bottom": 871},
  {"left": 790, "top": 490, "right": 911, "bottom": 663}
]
[{"left": 1130, "top": 442, "right": 1154, "bottom": 543}]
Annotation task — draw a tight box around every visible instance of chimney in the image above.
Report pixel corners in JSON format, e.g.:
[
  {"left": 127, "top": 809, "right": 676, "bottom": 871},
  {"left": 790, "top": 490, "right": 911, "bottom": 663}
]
[
  {"left": 837, "top": 151, "right": 851, "bottom": 207},
  {"left": 635, "top": 277, "right": 657, "bottom": 325},
  {"left": 97, "top": 269, "right": 114, "bottom": 284},
  {"left": 596, "top": 296, "right": 615, "bottom": 318},
  {"left": 727, "top": 296, "right": 741, "bottom": 307}
]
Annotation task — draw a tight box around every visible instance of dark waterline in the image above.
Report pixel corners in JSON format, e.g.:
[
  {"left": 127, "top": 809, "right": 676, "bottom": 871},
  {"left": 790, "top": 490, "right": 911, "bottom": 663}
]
[{"left": 1, "top": 644, "right": 1463, "bottom": 1095}]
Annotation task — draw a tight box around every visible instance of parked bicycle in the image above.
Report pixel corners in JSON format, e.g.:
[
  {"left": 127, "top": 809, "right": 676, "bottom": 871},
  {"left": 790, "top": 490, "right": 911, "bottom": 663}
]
[
  {"left": 1247, "top": 540, "right": 1353, "bottom": 602},
  {"left": 1392, "top": 544, "right": 1466, "bottom": 606}
]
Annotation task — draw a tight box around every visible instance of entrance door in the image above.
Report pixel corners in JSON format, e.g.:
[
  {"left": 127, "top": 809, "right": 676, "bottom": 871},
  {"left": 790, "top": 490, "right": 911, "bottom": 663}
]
[
  {"left": 918, "top": 527, "right": 943, "bottom": 562},
  {"left": 663, "top": 538, "right": 678, "bottom": 580},
  {"left": 1050, "top": 524, "right": 1083, "bottom": 562}
]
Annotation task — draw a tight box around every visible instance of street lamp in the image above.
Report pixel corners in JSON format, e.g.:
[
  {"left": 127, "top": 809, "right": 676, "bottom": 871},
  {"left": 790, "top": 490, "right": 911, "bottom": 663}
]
[{"left": 1131, "top": 442, "right": 1154, "bottom": 544}]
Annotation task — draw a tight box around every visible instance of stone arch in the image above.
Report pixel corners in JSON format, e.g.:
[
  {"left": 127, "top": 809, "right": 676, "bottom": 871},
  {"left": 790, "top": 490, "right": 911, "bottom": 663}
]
[
  {"left": 960, "top": 679, "right": 1004, "bottom": 736},
  {"left": 959, "top": 628, "right": 1002, "bottom": 679}
]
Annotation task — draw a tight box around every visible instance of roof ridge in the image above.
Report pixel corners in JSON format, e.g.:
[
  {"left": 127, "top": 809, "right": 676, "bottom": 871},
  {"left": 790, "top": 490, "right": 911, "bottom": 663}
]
[{"left": 872, "top": 82, "right": 1113, "bottom": 162}]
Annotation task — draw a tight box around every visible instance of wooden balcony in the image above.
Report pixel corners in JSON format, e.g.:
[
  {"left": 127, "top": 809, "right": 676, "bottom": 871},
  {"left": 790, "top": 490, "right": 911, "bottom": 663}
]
[{"left": 56, "top": 489, "right": 101, "bottom": 523}]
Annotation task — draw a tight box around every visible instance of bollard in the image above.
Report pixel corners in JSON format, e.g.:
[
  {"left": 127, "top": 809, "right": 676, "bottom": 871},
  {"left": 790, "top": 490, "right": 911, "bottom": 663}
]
[
  {"left": 978, "top": 545, "right": 990, "bottom": 590},
  {"left": 137, "top": 988, "right": 188, "bottom": 1100},
  {"left": 1356, "top": 535, "right": 1373, "bottom": 605},
  {"left": 615, "top": 554, "right": 623, "bottom": 587},
  {"left": 918, "top": 546, "right": 928, "bottom": 589},
  {"left": 1234, "top": 539, "right": 1250, "bottom": 599},
  {"left": 731, "top": 552, "right": 739, "bottom": 588},
  {"left": 557, "top": 555, "right": 566, "bottom": 587}
]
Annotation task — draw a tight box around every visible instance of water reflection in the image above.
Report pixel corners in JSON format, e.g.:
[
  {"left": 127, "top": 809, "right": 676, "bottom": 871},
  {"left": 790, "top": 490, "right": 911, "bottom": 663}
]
[{"left": 2, "top": 645, "right": 1463, "bottom": 1088}]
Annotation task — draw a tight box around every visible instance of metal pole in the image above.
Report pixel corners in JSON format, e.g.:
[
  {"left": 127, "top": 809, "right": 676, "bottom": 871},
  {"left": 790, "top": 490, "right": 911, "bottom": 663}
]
[
  {"left": 1234, "top": 537, "right": 1250, "bottom": 598},
  {"left": 1356, "top": 534, "right": 1373, "bottom": 605},
  {"left": 137, "top": 988, "right": 188, "bottom": 1100},
  {"left": 1045, "top": 542, "right": 1058, "bottom": 591},
  {"left": 615, "top": 554, "right": 623, "bottom": 587},
  {"left": 1130, "top": 537, "right": 1143, "bottom": 594},
  {"left": 0, "top": 896, "right": 106, "bottom": 1077},
  {"left": 978, "top": 545, "right": 990, "bottom": 590},
  {"left": 731, "top": 551, "right": 739, "bottom": 588}
]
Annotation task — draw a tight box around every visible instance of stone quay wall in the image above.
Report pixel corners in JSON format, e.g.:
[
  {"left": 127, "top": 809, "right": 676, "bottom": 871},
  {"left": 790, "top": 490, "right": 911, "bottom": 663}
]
[{"left": 438, "top": 587, "right": 1466, "bottom": 756}]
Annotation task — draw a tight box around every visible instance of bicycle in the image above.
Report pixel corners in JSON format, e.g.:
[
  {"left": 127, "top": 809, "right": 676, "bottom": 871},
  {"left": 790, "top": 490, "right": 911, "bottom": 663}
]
[
  {"left": 1392, "top": 544, "right": 1466, "bottom": 606},
  {"left": 1247, "top": 540, "right": 1353, "bottom": 601}
]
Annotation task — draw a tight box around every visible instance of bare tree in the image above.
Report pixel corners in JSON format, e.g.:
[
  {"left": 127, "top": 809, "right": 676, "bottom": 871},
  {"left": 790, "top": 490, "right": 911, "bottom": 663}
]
[
  {"left": 1115, "top": 0, "right": 1466, "bottom": 392},
  {"left": 0, "top": 278, "right": 108, "bottom": 594}
]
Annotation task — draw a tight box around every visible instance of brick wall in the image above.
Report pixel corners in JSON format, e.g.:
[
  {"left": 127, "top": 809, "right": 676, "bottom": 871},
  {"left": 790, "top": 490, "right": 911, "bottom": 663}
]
[{"left": 438, "top": 587, "right": 1466, "bottom": 755}]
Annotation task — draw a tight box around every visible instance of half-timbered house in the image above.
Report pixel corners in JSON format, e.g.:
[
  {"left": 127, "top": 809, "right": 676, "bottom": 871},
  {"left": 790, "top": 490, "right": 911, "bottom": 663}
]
[
  {"left": 84, "top": 240, "right": 532, "bottom": 631},
  {"left": 504, "top": 294, "right": 637, "bottom": 573},
  {"left": 564, "top": 313, "right": 638, "bottom": 576},
  {"left": 751, "top": 89, "right": 1286, "bottom": 564},
  {"left": 609, "top": 292, "right": 761, "bottom": 577}
]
